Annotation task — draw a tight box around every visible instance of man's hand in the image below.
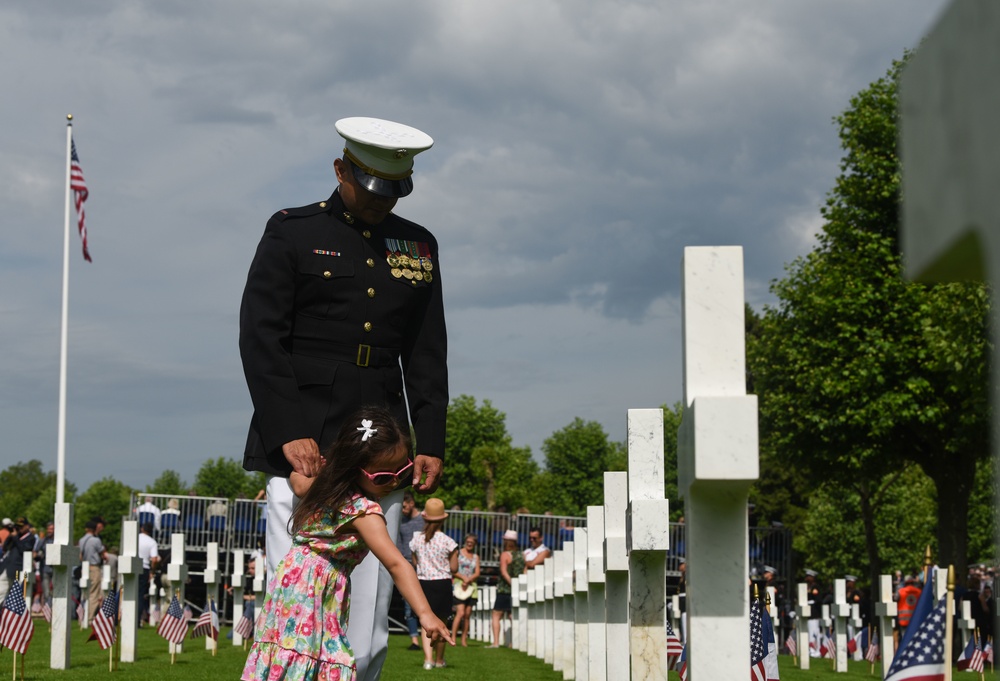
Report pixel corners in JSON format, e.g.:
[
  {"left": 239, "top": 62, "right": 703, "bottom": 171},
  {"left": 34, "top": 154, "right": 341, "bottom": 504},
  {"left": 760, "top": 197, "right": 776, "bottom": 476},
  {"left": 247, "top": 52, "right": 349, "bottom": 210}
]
[
  {"left": 412, "top": 455, "right": 443, "bottom": 493},
  {"left": 282, "top": 438, "right": 322, "bottom": 478}
]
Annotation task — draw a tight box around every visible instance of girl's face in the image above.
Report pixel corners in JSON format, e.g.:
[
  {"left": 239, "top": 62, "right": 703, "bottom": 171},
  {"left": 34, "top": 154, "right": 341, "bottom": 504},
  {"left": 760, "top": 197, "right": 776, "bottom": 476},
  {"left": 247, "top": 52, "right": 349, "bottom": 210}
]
[
  {"left": 464, "top": 537, "right": 477, "bottom": 550},
  {"left": 356, "top": 443, "right": 411, "bottom": 499}
]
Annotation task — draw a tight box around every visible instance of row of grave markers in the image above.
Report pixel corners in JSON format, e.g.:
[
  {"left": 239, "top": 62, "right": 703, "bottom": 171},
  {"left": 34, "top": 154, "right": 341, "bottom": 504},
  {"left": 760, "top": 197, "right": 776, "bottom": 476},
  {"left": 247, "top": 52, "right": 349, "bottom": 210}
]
[{"left": 42, "top": 502, "right": 266, "bottom": 668}]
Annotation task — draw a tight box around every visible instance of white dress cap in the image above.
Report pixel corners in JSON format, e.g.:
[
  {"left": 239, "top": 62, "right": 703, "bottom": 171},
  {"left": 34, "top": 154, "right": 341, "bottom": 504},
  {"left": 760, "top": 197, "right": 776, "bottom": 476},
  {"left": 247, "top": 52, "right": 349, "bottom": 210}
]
[{"left": 335, "top": 117, "right": 434, "bottom": 197}]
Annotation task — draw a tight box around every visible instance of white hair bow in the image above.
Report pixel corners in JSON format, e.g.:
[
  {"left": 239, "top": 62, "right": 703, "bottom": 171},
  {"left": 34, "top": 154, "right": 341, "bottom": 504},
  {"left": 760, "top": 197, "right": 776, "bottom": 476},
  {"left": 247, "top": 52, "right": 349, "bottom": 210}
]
[{"left": 357, "top": 419, "right": 378, "bottom": 441}]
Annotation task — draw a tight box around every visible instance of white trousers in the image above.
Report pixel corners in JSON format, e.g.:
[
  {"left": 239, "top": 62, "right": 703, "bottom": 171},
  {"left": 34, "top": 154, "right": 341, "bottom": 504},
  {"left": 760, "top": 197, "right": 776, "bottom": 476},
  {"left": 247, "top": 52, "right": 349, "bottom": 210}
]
[{"left": 266, "top": 476, "right": 403, "bottom": 681}]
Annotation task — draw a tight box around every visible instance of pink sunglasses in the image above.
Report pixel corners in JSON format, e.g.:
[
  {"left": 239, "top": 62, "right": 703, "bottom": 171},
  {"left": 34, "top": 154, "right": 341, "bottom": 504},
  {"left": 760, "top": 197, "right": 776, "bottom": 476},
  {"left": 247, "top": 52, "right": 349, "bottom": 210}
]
[{"left": 360, "top": 459, "right": 414, "bottom": 487}]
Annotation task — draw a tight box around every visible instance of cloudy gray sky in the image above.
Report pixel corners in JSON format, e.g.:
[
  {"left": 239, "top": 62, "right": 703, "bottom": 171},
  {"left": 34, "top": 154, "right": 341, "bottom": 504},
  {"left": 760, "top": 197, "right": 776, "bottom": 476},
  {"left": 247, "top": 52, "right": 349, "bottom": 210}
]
[{"left": 1, "top": 1, "right": 950, "bottom": 493}]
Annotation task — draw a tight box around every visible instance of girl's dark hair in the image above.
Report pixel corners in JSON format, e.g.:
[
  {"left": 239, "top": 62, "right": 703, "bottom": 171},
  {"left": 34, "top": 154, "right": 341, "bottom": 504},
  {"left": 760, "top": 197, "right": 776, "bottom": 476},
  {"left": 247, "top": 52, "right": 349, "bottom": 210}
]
[
  {"left": 290, "top": 405, "right": 410, "bottom": 533},
  {"left": 422, "top": 519, "right": 444, "bottom": 542}
]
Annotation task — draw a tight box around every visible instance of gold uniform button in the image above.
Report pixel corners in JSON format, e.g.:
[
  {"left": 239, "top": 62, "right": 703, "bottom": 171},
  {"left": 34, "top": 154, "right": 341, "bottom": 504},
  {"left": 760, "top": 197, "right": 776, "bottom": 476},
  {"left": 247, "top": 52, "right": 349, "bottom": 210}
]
[
  {"left": 323, "top": 271, "right": 332, "bottom": 279},
  {"left": 366, "top": 258, "right": 375, "bottom": 268},
  {"left": 319, "top": 202, "right": 327, "bottom": 208},
  {"left": 367, "top": 288, "right": 375, "bottom": 298},
  {"left": 363, "top": 322, "right": 372, "bottom": 332},
  {"left": 363, "top": 230, "right": 371, "bottom": 239}
]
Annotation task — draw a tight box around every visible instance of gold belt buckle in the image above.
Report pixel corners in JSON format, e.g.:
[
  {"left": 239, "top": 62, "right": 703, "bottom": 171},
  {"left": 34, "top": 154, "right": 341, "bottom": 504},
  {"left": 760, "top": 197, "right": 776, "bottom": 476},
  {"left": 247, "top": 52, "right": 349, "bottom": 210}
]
[{"left": 356, "top": 344, "right": 372, "bottom": 367}]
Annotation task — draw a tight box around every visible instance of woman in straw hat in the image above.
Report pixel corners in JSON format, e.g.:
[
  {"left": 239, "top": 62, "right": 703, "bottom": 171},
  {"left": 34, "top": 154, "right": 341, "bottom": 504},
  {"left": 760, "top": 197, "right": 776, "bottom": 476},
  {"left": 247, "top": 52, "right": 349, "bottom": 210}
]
[{"left": 410, "top": 498, "right": 458, "bottom": 669}]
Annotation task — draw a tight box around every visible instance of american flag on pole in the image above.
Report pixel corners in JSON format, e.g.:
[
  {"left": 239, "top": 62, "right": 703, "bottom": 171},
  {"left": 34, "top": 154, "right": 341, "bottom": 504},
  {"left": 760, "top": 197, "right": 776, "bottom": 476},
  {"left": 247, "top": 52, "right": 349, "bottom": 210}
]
[
  {"left": 87, "top": 589, "right": 119, "bottom": 650},
  {"left": 234, "top": 601, "right": 254, "bottom": 640},
  {"left": 761, "top": 605, "right": 780, "bottom": 680},
  {"left": 957, "top": 636, "right": 985, "bottom": 673},
  {"left": 0, "top": 582, "right": 34, "bottom": 654},
  {"left": 785, "top": 632, "right": 797, "bottom": 657},
  {"left": 884, "top": 569, "right": 946, "bottom": 681},
  {"left": 41, "top": 599, "right": 52, "bottom": 624},
  {"left": 70, "top": 136, "right": 92, "bottom": 262},
  {"left": 666, "top": 619, "right": 683, "bottom": 668},
  {"left": 677, "top": 644, "right": 688, "bottom": 681},
  {"left": 984, "top": 640, "right": 993, "bottom": 664},
  {"left": 157, "top": 594, "right": 188, "bottom": 644},
  {"left": 191, "top": 599, "right": 219, "bottom": 640},
  {"left": 750, "top": 597, "right": 768, "bottom": 681}
]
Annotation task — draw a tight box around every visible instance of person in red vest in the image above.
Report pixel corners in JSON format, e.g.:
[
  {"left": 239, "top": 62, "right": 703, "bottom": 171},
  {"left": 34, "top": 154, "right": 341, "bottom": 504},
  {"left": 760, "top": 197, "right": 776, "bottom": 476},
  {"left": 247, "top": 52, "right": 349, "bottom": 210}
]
[{"left": 895, "top": 574, "right": 922, "bottom": 649}]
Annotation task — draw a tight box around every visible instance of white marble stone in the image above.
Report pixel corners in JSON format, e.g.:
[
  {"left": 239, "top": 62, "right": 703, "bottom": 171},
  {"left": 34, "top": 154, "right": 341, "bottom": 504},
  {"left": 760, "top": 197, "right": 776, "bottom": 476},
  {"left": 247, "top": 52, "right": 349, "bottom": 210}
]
[
  {"left": 47, "top": 502, "right": 77, "bottom": 669},
  {"left": 873, "top": 575, "right": 897, "bottom": 679},
  {"left": 561, "top": 542, "right": 576, "bottom": 680},
  {"left": 204, "top": 542, "right": 220, "bottom": 652},
  {"left": 231, "top": 551, "right": 246, "bottom": 646},
  {"left": 78, "top": 560, "right": 90, "bottom": 627},
  {"left": 527, "top": 568, "right": 538, "bottom": 658},
  {"left": 552, "top": 549, "right": 566, "bottom": 674},
  {"left": 585, "top": 505, "right": 607, "bottom": 681},
  {"left": 166, "top": 533, "right": 188, "bottom": 654},
  {"left": 625, "top": 409, "right": 670, "bottom": 680},
  {"left": 603, "top": 472, "right": 629, "bottom": 679},
  {"left": 832, "top": 579, "right": 848, "bottom": 672},
  {"left": 517, "top": 574, "right": 529, "bottom": 653},
  {"left": 543, "top": 557, "right": 555, "bottom": 665},
  {"left": 117, "top": 521, "right": 144, "bottom": 662},
  {"left": 795, "top": 583, "right": 810, "bottom": 670},
  {"left": 573, "top": 528, "right": 589, "bottom": 681},
  {"left": 677, "top": 246, "right": 758, "bottom": 680},
  {"left": 850, "top": 604, "right": 863, "bottom": 661}
]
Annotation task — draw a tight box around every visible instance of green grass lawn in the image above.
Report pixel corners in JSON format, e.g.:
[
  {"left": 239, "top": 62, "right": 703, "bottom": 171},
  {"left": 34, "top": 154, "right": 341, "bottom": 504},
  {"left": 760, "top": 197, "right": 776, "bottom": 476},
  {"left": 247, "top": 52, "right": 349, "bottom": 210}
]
[{"left": 8, "top": 623, "right": 998, "bottom": 680}]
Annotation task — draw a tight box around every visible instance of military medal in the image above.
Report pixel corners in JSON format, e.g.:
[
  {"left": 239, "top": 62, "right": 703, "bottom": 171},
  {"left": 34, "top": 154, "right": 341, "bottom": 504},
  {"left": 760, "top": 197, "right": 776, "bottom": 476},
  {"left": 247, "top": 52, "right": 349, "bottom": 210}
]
[
  {"left": 384, "top": 237, "right": 434, "bottom": 284},
  {"left": 402, "top": 269, "right": 414, "bottom": 280},
  {"left": 387, "top": 254, "right": 400, "bottom": 267},
  {"left": 391, "top": 268, "right": 403, "bottom": 279}
]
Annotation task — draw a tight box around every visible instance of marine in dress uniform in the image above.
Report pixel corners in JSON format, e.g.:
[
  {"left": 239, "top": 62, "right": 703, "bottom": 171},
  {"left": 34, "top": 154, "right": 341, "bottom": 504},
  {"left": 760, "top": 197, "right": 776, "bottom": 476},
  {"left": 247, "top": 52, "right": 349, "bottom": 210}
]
[{"left": 240, "top": 117, "right": 447, "bottom": 681}]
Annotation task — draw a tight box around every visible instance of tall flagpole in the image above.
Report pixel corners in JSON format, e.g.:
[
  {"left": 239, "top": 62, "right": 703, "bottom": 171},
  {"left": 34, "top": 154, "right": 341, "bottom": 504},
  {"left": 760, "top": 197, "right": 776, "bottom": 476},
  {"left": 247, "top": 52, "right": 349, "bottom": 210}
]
[{"left": 57, "top": 114, "right": 73, "bottom": 504}]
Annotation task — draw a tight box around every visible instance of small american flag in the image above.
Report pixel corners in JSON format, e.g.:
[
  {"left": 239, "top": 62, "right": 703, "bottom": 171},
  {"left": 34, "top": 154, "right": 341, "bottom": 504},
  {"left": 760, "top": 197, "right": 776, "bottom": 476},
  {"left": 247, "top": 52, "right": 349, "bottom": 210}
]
[
  {"left": 865, "top": 639, "right": 880, "bottom": 662},
  {"left": 41, "top": 600, "right": 52, "bottom": 624},
  {"left": 75, "top": 599, "right": 84, "bottom": 626},
  {"left": 0, "top": 583, "right": 34, "bottom": 654},
  {"left": 785, "top": 632, "right": 797, "bottom": 657},
  {"left": 70, "top": 136, "right": 92, "bottom": 262},
  {"left": 984, "top": 641, "right": 993, "bottom": 664},
  {"left": 234, "top": 613, "right": 253, "bottom": 640},
  {"left": 191, "top": 599, "right": 219, "bottom": 640},
  {"left": 958, "top": 636, "right": 985, "bottom": 673},
  {"left": 87, "top": 589, "right": 118, "bottom": 650},
  {"left": 157, "top": 595, "right": 188, "bottom": 644},
  {"left": 666, "top": 620, "right": 683, "bottom": 668},
  {"left": 677, "top": 644, "right": 688, "bottom": 681},
  {"left": 750, "top": 598, "right": 767, "bottom": 681}
]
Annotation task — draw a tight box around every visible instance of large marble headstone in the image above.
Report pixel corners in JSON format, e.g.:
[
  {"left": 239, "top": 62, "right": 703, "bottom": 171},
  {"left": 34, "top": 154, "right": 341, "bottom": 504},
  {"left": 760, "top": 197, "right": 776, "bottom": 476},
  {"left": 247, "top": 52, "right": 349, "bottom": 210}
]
[
  {"left": 677, "top": 247, "right": 759, "bottom": 679},
  {"left": 586, "top": 505, "right": 607, "bottom": 681},
  {"left": 603, "top": 471, "right": 629, "bottom": 679},
  {"left": 47, "top": 502, "right": 78, "bottom": 669},
  {"left": 117, "top": 520, "right": 143, "bottom": 662}
]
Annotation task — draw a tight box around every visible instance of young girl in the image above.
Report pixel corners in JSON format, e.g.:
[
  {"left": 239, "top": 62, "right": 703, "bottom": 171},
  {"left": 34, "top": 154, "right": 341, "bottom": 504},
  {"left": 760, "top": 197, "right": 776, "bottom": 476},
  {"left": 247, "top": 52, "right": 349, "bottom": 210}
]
[
  {"left": 451, "top": 533, "right": 481, "bottom": 647},
  {"left": 242, "top": 406, "right": 453, "bottom": 680}
]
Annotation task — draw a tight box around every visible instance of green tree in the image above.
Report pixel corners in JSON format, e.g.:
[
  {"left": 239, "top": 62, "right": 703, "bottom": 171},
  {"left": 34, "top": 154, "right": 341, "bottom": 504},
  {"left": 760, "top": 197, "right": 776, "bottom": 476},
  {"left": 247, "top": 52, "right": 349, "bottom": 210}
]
[
  {"left": 74, "top": 477, "right": 133, "bottom": 546},
  {"left": 147, "top": 469, "right": 188, "bottom": 496},
  {"left": 661, "top": 402, "right": 685, "bottom": 520},
  {"left": 748, "top": 57, "right": 991, "bottom": 584},
  {"left": 537, "top": 418, "right": 621, "bottom": 516},
  {"left": 441, "top": 395, "right": 526, "bottom": 510},
  {"left": 0, "top": 460, "right": 77, "bottom": 527},
  {"left": 192, "top": 457, "right": 260, "bottom": 499},
  {"left": 469, "top": 442, "right": 539, "bottom": 512}
]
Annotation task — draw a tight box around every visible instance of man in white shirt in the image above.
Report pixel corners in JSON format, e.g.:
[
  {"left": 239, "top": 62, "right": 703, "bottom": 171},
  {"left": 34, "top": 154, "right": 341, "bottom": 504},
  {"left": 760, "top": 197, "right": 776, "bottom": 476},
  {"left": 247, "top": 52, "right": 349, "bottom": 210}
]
[
  {"left": 137, "top": 523, "right": 159, "bottom": 626},
  {"left": 136, "top": 497, "right": 161, "bottom": 531},
  {"left": 524, "top": 527, "right": 551, "bottom": 568}
]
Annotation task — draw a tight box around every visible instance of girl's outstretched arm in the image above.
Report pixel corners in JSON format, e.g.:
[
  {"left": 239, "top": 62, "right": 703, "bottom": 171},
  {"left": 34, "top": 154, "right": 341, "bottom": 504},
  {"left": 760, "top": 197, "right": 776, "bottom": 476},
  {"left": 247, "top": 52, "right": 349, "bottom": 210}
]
[{"left": 352, "top": 513, "right": 454, "bottom": 645}]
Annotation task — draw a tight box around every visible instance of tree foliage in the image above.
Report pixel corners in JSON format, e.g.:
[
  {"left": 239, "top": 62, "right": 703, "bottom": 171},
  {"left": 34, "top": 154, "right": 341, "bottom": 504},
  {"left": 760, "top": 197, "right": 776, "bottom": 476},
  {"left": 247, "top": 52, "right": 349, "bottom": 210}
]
[
  {"left": 192, "top": 457, "right": 263, "bottom": 499},
  {"left": 0, "top": 460, "right": 77, "bottom": 528},
  {"left": 537, "top": 418, "right": 622, "bottom": 516},
  {"left": 748, "top": 56, "right": 991, "bottom": 581},
  {"left": 147, "top": 469, "right": 188, "bottom": 496},
  {"left": 74, "top": 477, "right": 133, "bottom": 547}
]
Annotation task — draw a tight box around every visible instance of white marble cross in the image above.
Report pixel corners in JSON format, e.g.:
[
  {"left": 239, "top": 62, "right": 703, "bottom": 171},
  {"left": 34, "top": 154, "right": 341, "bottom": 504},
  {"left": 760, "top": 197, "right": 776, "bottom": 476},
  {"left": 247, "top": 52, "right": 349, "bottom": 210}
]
[
  {"left": 527, "top": 567, "right": 539, "bottom": 658},
  {"left": 625, "top": 408, "right": 671, "bottom": 679},
  {"left": 573, "top": 528, "right": 590, "bottom": 681},
  {"left": 46, "top": 502, "right": 78, "bottom": 669},
  {"left": 230, "top": 551, "right": 246, "bottom": 646},
  {"left": 78, "top": 561, "right": 90, "bottom": 628},
  {"left": 850, "top": 604, "right": 863, "bottom": 661},
  {"left": 831, "top": 579, "right": 849, "bottom": 672},
  {"left": 204, "top": 542, "right": 220, "bottom": 652},
  {"left": 118, "top": 520, "right": 144, "bottom": 662},
  {"left": 543, "top": 556, "right": 555, "bottom": 665},
  {"left": 795, "top": 583, "right": 810, "bottom": 671},
  {"left": 873, "top": 575, "right": 897, "bottom": 679},
  {"left": 167, "top": 533, "right": 188, "bottom": 654},
  {"left": 603, "top": 471, "right": 629, "bottom": 679},
  {"left": 900, "top": 3, "right": 1000, "bottom": 645},
  {"left": 677, "top": 247, "right": 759, "bottom": 679},
  {"left": 957, "top": 599, "right": 976, "bottom": 649},
  {"left": 586, "top": 505, "right": 607, "bottom": 681}
]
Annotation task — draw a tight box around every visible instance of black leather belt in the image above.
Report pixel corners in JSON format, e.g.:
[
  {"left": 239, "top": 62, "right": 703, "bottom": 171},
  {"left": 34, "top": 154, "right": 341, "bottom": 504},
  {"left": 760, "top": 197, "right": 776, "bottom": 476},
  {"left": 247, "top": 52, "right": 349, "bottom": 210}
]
[{"left": 293, "top": 340, "right": 400, "bottom": 368}]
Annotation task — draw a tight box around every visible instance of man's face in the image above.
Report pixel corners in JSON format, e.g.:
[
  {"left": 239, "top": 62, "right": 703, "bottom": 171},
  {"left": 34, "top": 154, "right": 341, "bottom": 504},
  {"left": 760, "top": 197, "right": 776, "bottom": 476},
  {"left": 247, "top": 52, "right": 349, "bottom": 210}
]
[
  {"left": 334, "top": 159, "right": 398, "bottom": 225},
  {"left": 529, "top": 532, "right": 542, "bottom": 547},
  {"left": 402, "top": 497, "right": 415, "bottom": 516}
]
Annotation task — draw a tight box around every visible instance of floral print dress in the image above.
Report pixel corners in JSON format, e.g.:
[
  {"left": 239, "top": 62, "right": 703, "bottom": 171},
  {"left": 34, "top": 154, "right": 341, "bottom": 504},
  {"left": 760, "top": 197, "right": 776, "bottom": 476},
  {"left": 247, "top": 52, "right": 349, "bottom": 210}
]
[{"left": 242, "top": 493, "right": 383, "bottom": 681}]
